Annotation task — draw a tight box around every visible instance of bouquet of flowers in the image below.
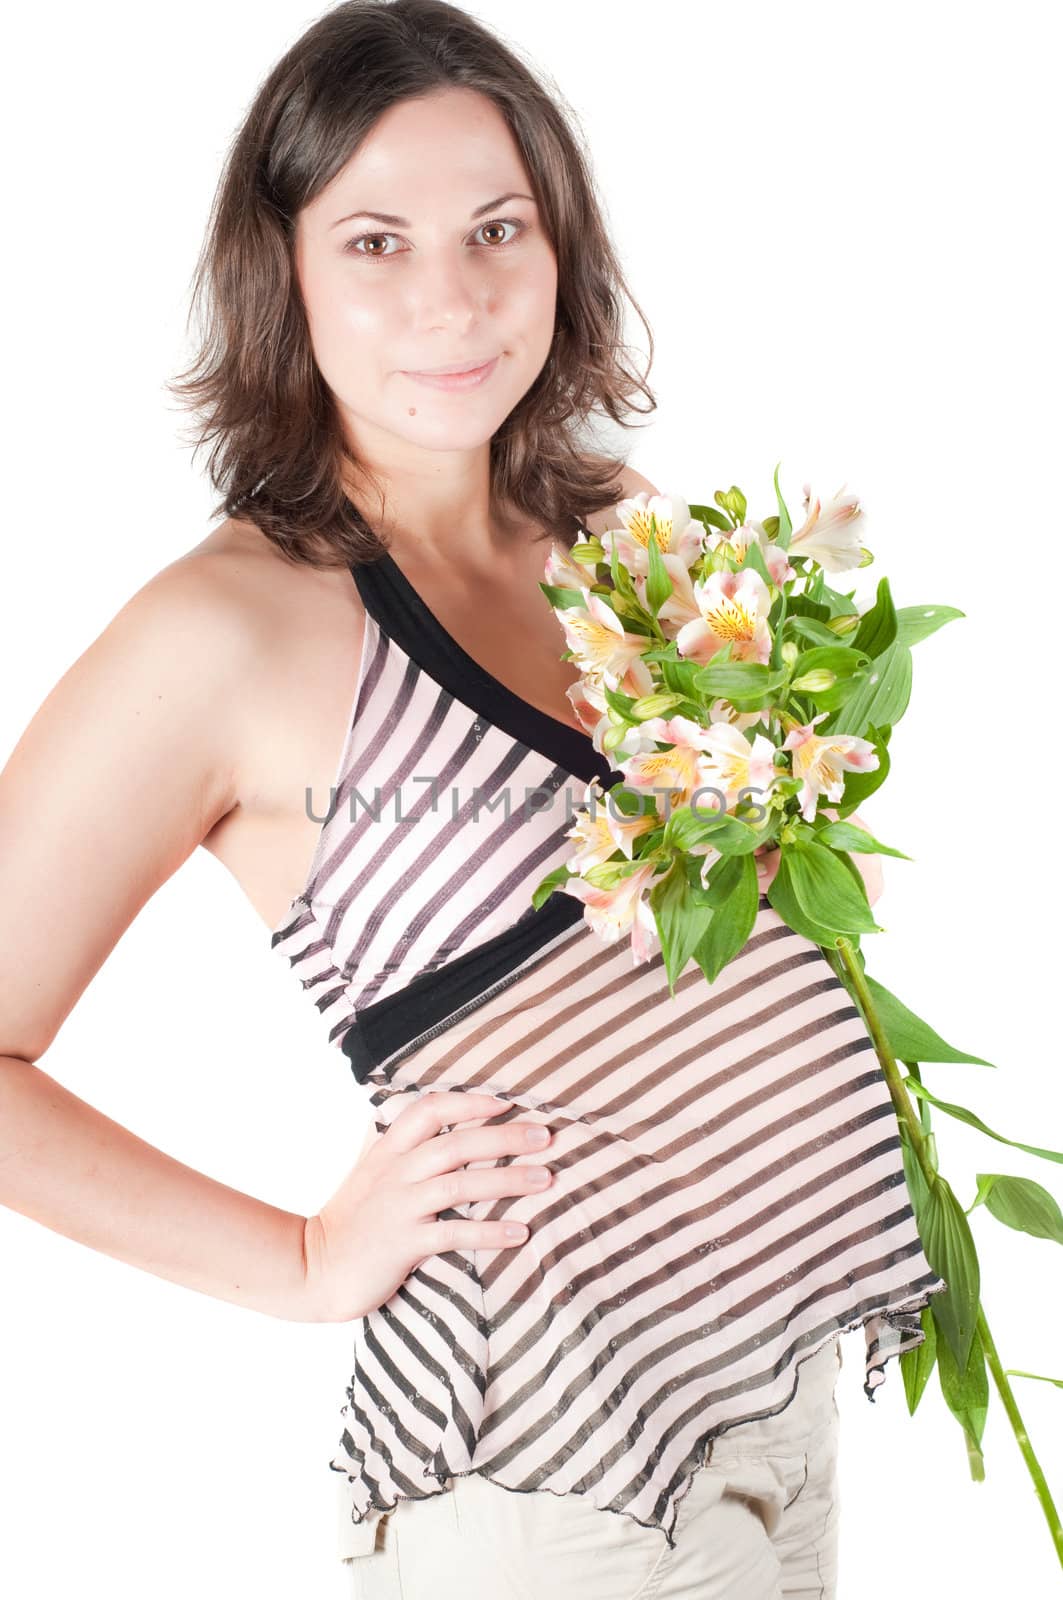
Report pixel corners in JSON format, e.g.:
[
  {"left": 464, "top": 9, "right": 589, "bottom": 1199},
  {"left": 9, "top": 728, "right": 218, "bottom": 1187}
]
[{"left": 533, "top": 474, "right": 1063, "bottom": 1564}]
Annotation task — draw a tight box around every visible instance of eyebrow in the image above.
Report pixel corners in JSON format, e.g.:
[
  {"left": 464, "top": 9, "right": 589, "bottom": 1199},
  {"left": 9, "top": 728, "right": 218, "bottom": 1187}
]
[{"left": 329, "top": 191, "right": 536, "bottom": 231}]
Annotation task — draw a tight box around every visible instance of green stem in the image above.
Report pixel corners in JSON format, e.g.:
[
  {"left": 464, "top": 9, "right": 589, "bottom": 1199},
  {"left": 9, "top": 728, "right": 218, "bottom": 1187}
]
[
  {"left": 977, "top": 1307, "right": 1063, "bottom": 1568},
  {"left": 833, "top": 935, "right": 1063, "bottom": 1569}
]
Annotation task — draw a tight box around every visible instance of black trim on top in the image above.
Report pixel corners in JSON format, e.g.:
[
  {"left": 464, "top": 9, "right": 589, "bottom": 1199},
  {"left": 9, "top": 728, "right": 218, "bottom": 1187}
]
[
  {"left": 341, "top": 888, "right": 777, "bottom": 1083},
  {"left": 351, "top": 537, "right": 618, "bottom": 789},
  {"left": 341, "top": 889, "right": 586, "bottom": 1083}
]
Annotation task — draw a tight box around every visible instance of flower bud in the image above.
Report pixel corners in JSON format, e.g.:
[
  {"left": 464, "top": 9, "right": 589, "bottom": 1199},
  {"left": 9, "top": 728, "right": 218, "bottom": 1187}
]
[
  {"left": 780, "top": 641, "right": 800, "bottom": 666},
  {"left": 631, "top": 693, "right": 683, "bottom": 720},
  {"left": 792, "top": 668, "right": 836, "bottom": 692}
]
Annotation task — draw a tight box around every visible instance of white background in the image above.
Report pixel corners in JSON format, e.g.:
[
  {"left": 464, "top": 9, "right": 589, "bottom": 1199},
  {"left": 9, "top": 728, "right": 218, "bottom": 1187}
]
[{"left": 2, "top": 1, "right": 1061, "bottom": 1594}]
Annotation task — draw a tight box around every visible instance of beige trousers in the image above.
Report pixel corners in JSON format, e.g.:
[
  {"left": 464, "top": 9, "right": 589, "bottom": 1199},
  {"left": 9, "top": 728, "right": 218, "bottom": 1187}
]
[{"left": 341, "top": 1336, "right": 843, "bottom": 1600}]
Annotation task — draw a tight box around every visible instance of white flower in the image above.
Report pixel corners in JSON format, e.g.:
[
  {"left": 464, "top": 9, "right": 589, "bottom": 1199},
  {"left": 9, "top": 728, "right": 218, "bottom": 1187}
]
[{"left": 789, "top": 483, "right": 866, "bottom": 574}]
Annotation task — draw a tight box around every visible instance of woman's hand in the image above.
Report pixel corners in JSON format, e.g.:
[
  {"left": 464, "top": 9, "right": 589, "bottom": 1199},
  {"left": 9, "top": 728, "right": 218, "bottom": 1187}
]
[
  {"left": 754, "top": 841, "right": 781, "bottom": 890},
  {"left": 754, "top": 810, "right": 883, "bottom": 905},
  {"left": 302, "top": 1092, "right": 554, "bottom": 1323}
]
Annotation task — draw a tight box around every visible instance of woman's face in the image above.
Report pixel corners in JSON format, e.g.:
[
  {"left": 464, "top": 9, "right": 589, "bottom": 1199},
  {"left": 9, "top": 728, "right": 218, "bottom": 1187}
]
[{"left": 294, "top": 87, "right": 559, "bottom": 464}]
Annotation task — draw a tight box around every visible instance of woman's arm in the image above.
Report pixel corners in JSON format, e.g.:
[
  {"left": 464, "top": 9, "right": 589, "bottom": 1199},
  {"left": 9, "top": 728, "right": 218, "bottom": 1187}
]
[{"left": 0, "top": 557, "right": 316, "bottom": 1322}]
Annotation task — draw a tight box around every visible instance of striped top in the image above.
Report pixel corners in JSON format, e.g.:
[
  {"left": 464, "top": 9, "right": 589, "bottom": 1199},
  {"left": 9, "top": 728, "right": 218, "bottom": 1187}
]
[{"left": 270, "top": 535, "right": 948, "bottom": 1556}]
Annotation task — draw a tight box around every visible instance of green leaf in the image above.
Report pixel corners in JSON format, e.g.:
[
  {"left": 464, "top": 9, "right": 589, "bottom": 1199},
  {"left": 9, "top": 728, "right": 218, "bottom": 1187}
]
[
  {"left": 893, "top": 603, "right": 966, "bottom": 648},
  {"left": 737, "top": 534, "right": 773, "bottom": 589},
  {"left": 815, "top": 820, "right": 911, "bottom": 860},
  {"left": 765, "top": 851, "right": 843, "bottom": 947},
  {"left": 819, "top": 639, "right": 913, "bottom": 738},
  {"left": 903, "top": 1077, "right": 1063, "bottom": 1165},
  {"left": 850, "top": 574, "right": 898, "bottom": 659},
  {"left": 912, "top": 1161, "right": 979, "bottom": 1373},
  {"left": 861, "top": 975, "right": 995, "bottom": 1066},
  {"left": 689, "top": 501, "right": 732, "bottom": 534},
  {"left": 531, "top": 863, "right": 572, "bottom": 910},
  {"left": 784, "top": 839, "right": 881, "bottom": 936},
  {"left": 645, "top": 523, "right": 673, "bottom": 617},
  {"left": 601, "top": 683, "right": 640, "bottom": 723},
  {"left": 791, "top": 645, "right": 868, "bottom": 679},
  {"left": 769, "top": 585, "right": 790, "bottom": 672},
  {"left": 901, "top": 1304, "right": 938, "bottom": 1416},
  {"left": 789, "top": 646, "right": 871, "bottom": 714},
  {"left": 692, "top": 659, "right": 788, "bottom": 707},
  {"left": 692, "top": 854, "right": 760, "bottom": 983},
  {"left": 657, "top": 655, "right": 709, "bottom": 704},
  {"left": 609, "top": 533, "right": 636, "bottom": 601},
  {"left": 780, "top": 615, "right": 843, "bottom": 650},
  {"left": 649, "top": 861, "right": 717, "bottom": 995},
  {"left": 538, "top": 581, "right": 590, "bottom": 610},
  {"left": 772, "top": 461, "right": 793, "bottom": 550},
  {"left": 663, "top": 806, "right": 762, "bottom": 856},
  {"left": 937, "top": 1317, "right": 989, "bottom": 1462},
  {"left": 974, "top": 1174, "right": 1063, "bottom": 1244}
]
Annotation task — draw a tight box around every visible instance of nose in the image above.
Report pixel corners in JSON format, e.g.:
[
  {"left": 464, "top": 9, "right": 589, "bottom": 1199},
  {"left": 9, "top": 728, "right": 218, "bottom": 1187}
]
[{"left": 407, "top": 247, "right": 490, "bottom": 331}]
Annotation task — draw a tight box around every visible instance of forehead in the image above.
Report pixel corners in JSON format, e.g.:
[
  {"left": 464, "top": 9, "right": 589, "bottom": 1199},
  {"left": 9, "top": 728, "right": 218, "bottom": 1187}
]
[{"left": 313, "top": 88, "right": 530, "bottom": 216}]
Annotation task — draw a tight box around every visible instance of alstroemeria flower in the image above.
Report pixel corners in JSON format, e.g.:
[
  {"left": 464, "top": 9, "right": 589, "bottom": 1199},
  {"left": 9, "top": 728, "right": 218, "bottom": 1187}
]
[
  {"left": 543, "top": 541, "right": 595, "bottom": 593},
  {"left": 725, "top": 520, "right": 797, "bottom": 590},
  {"left": 598, "top": 492, "right": 705, "bottom": 577},
  {"left": 694, "top": 722, "right": 779, "bottom": 813},
  {"left": 553, "top": 591, "right": 656, "bottom": 696},
  {"left": 564, "top": 674, "right": 659, "bottom": 762},
  {"left": 788, "top": 483, "right": 866, "bottom": 574},
  {"left": 688, "top": 838, "right": 722, "bottom": 891},
  {"left": 632, "top": 554, "right": 703, "bottom": 637},
  {"left": 565, "top": 778, "right": 658, "bottom": 869},
  {"left": 782, "top": 710, "right": 880, "bottom": 822},
  {"left": 674, "top": 567, "right": 774, "bottom": 667},
  {"left": 563, "top": 856, "right": 661, "bottom": 965},
  {"left": 707, "top": 696, "right": 765, "bottom": 735},
  {"left": 618, "top": 712, "right": 721, "bottom": 814}
]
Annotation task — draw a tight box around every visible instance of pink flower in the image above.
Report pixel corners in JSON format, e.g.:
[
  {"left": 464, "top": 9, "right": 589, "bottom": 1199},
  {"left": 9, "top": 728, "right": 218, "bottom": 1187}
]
[
  {"left": 782, "top": 711, "right": 879, "bottom": 822},
  {"left": 725, "top": 520, "right": 797, "bottom": 589},
  {"left": 553, "top": 591, "right": 656, "bottom": 697},
  {"left": 565, "top": 779, "right": 658, "bottom": 868},
  {"left": 619, "top": 713, "right": 721, "bottom": 815},
  {"left": 563, "top": 857, "right": 661, "bottom": 965},
  {"left": 674, "top": 568, "right": 774, "bottom": 667},
  {"left": 599, "top": 492, "right": 705, "bottom": 577},
  {"left": 543, "top": 541, "right": 594, "bottom": 592}
]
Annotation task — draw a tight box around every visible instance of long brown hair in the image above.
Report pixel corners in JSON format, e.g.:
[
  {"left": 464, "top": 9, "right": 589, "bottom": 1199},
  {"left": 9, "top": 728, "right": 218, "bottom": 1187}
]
[{"left": 166, "top": 0, "right": 657, "bottom": 569}]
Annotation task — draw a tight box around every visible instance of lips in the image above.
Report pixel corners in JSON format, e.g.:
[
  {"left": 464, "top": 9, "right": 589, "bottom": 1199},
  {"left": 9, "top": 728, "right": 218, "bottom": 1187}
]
[
  {"left": 403, "top": 356, "right": 500, "bottom": 392},
  {"left": 406, "top": 355, "right": 499, "bottom": 376}
]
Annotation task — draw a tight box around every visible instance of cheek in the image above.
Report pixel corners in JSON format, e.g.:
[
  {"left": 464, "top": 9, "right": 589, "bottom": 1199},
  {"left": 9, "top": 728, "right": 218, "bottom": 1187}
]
[
  {"left": 304, "top": 272, "right": 398, "bottom": 385},
  {"left": 506, "top": 254, "right": 558, "bottom": 356}
]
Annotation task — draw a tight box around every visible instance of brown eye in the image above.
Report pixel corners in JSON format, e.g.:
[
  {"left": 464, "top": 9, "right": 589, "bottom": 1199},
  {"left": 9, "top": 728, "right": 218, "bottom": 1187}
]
[
  {"left": 345, "top": 232, "right": 395, "bottom": 259},
  {"left": 344, "top": 218, "right": 526, "bottom": 263}
]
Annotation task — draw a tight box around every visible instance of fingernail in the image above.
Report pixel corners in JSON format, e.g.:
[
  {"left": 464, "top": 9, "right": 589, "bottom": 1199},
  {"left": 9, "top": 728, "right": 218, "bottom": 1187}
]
[{"left": 505, "top": 1223, "right": 529, "bottom": 1239}]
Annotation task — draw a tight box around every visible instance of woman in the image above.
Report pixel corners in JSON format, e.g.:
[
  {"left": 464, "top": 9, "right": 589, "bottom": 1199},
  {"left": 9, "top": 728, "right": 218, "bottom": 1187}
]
[{"left": 0, "top": 3, "right": 944, "bottom": 1596}]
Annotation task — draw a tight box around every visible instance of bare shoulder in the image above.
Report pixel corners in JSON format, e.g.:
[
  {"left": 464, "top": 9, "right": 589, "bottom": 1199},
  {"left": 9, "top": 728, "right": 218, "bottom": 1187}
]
[
  {"left": 616, "top": 463, "right": 662, "bottom": 500},
  {"left": 118, "top": 516, "right": 363, "bottom": 709}
]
